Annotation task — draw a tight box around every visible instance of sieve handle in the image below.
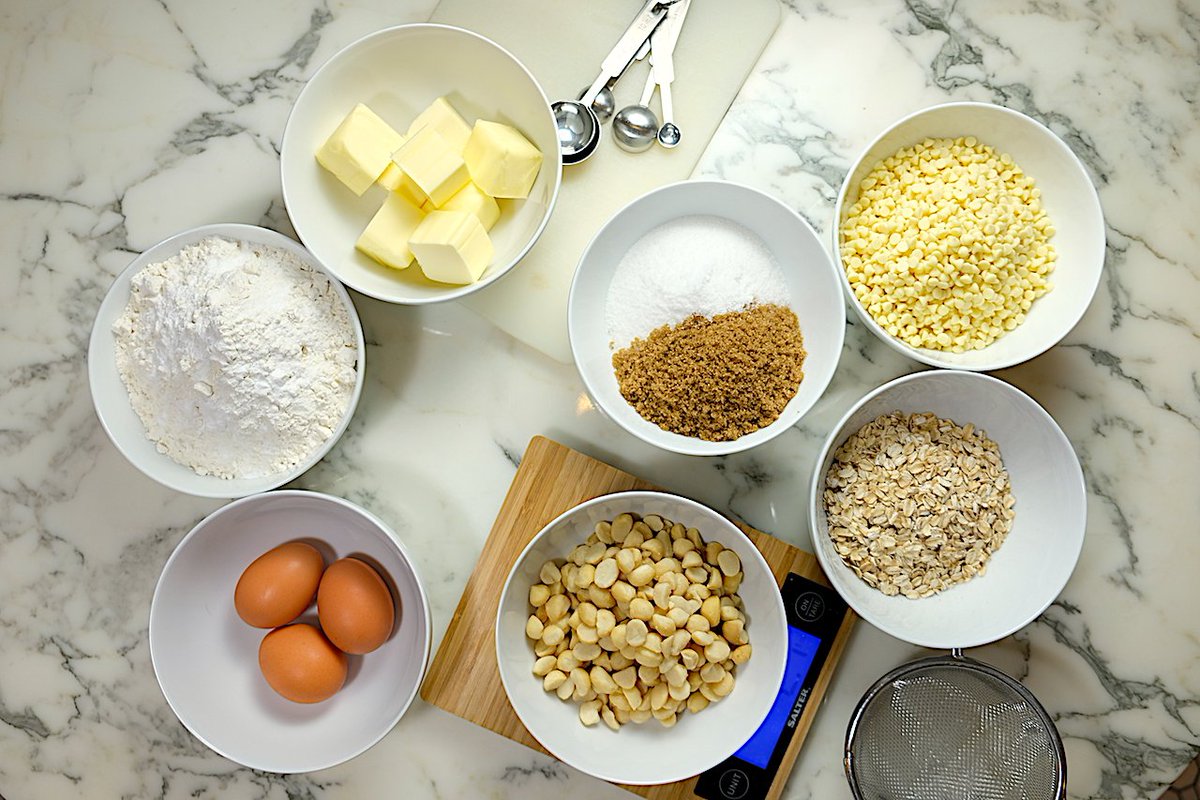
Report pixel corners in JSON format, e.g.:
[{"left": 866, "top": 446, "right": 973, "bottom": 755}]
[{"left": 950, "top": 647, "right": 965, "bottom": 659}]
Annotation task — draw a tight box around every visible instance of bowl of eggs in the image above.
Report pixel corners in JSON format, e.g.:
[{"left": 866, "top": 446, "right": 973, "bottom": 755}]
[
  {"left": 833, "top": 102, "right": 1105, "bottom": 371},
  {"left": 281, "top": 23, "right": 562, "bottom": 304},
  {"left": 149, "top": 490, "right": 432, "bottom": 773},
  {"left": 495, "top": 490, "right": 787, "bottom": 785}
]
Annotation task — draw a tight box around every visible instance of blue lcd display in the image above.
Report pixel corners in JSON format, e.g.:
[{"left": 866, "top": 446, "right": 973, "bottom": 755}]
[{"left": 734, "top": 626, "right": 823, "bottom": 769}]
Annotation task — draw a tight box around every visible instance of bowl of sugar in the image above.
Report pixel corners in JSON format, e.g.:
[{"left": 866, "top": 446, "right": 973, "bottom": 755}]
[
  {"left": 568, "top": 179, "right": 845, "bottom": 456},
  {"left": 88, "top": 223, "right": 365, "bottom": 498}
]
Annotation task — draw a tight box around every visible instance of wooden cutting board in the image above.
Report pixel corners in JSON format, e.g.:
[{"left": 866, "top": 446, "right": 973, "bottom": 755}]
[
  {"left": 430, "top": 0, "right": 782, "bottom": 363},
  {"left": 420, "top": 436, "right": 856, "bottom": 799}
]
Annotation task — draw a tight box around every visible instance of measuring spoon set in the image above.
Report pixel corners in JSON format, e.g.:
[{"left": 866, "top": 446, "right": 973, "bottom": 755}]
[{"left": 552, "top": 0, "right": 693, "bottom": 164}]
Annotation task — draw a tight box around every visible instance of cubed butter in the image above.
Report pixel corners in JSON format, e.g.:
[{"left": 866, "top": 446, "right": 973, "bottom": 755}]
[
  {"left": 391, "top": 126, "right": 470, "bottom": 207},
  {"left": 463, "top": 120, "right": 543, "bottom": 199},
  {"left": 316, "top": 103, "right": 405, "bottom": 196},
  {"left": 440, "top": 181, "right": 500, "bottom": 231},
  {"left": 407, "top": 97, "right": 472, "bottom": 152},
  {"left": 377, "top": 161, "right": 429, "bottom": 206},
  {"left": 355, "top": 192, "right": 426, "bottom": 270},
  {"left": 378, "top": 162, "right": 403, "bottom": 191},
  {"left": 409, "top": 210, "right": 494, "bottom": 285}
]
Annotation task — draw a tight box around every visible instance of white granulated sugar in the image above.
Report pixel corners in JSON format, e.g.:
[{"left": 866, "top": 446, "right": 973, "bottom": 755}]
[
  {"left": 605, "top": 215, "right": 791, "bottom": 350},
  {"left": 113, "top": 236, "right": 358, "bottom": 479}
]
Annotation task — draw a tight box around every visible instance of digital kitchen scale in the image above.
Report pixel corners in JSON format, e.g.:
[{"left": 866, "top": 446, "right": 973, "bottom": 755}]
[
  {"left": 421, "top": 437, "right": 858, "bottom": 800},
  {"left": 694, "top": 574, "right": 850, "bottom": 800}
]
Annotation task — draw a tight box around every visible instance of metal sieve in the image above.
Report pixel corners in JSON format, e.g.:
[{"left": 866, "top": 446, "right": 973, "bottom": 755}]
[{"left": 845, "top": 649, "right": 1066, "bottom": 800}]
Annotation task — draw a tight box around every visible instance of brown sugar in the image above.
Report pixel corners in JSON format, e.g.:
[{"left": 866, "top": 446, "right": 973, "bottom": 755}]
[{"left": 612, "top": 304, "right": 806, "bottom": 441}]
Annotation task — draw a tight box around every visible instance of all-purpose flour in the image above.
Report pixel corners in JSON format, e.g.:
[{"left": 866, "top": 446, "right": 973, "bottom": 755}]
[{"left": 113, "top": 236, "right": 358, "bottom": 479}]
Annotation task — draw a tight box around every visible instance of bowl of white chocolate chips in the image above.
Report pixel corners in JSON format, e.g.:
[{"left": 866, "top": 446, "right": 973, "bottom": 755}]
[
  {"left": 833, "top": 101, "right": 1104, "bottom": 371},
  {"left": 496, "top": 491, "right": 787, "bottom": 786}
]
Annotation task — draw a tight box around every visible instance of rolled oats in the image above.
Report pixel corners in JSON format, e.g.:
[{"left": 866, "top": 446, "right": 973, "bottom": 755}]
[{"left": 822, "top": 411, "right": 1015, "bottom": 599}]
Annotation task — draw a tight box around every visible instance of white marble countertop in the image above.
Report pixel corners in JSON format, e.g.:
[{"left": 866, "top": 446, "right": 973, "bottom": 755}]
[{"left": 2, "top": 0, "right": 1198, "bottom": 798}]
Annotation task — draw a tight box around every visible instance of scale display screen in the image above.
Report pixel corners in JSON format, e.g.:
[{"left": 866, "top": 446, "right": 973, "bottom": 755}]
[
  {"left": 733, "top": 626, "right": 823, "bottom": 769},
  {"left": 694, "top": 573, "right": 848, "bottom": 800}
]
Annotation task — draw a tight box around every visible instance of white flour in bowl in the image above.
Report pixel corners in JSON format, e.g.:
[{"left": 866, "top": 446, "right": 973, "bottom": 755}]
[{"left": 113, "top": 236, "right": 358, "bottom": 479}]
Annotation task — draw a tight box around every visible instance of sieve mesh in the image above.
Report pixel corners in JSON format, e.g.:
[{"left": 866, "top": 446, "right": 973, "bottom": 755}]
[{"left": 846, "top": 659, "right": 1065, "bottom": 800}]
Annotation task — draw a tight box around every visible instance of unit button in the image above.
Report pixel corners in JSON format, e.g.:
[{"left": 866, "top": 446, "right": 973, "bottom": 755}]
[{"left": 717, "top": 768, "right": 751, "bottom": 799}]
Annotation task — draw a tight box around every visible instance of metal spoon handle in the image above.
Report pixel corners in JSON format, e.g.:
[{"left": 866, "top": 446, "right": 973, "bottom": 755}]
[
  {"left": 581, "top": 0, "right": 671, "bottom": 105},
  {"left": 634, "top": 37, "right": 652, "bottom": 64},
  {"left": 639, "top": 71, "right": 655, "bottom": 106},
  {"left": 660, "top": 80, "right": 674, "bottom": 128}
]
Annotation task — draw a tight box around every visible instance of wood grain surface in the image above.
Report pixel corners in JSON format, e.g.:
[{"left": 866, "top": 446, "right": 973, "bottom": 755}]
[{"left": 420, "top": 436, "right": 856, "bottom": 799}]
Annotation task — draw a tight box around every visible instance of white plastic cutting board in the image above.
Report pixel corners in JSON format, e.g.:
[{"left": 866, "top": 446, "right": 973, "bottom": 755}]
[{"left": 430, "top": 0, "right": 781, "bottom": 363}]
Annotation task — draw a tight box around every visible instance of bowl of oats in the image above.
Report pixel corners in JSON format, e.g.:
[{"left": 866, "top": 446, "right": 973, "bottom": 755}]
[
  {"left": 807, "top": 370, "right": 1085, "bottom": 648},
  {"left": 833, "top": 102, "right": 1105, "bottom": 371}
]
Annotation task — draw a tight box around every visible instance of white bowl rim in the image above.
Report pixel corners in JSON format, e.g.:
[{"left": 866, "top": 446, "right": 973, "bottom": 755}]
[
  {"left": 280, "top": 22, "right": 563, "bottom": 305},
  {"left": 567, "top": 177, "right": 846, "bottom": 457},
  {"left": 495, "top": 489, "right": 788, "bottom": 785},
  {"left": 148, "top": 489, "right": 434, "bottom": 773},
  {"left": 806, "top": 369, "right": 1087, "bottom": 649},
  {"left": 831, "top": 100, "right": 1105, "bottom": 372},
  {"left": 87, "top": 223, "right": 366, "bottom": 499}
]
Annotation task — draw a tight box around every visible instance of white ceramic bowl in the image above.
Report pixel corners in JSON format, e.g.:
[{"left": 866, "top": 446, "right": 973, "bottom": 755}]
[
  {"left": 281, "top": 24, "right": 562, "bottom": 304},
  {"left": 88, "top": 224, "right": 364, "bottom": 499},
  {"left": 569, "top": 180, "right": 846, "bottom": 456},
  {"left": 832, "top": 102, "right": 1105, "bottom": 371},
  {"left": 496, "top": 491, "right": 787, "bottom": 786},
  {"left": 149, "top": 491, "right": 432, "bottom": 773},
  {"left": 808, "top": 370, "right": 1086, "bottom": 649}
]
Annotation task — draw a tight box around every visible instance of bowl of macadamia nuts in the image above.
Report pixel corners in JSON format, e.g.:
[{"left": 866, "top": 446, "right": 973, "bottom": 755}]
[{"left": 496, "top": 491, "right": 787, "bottom": 785}]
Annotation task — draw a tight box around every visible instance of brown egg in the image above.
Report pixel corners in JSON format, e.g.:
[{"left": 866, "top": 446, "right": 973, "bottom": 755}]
[
  {"left": 317, "top": 558, "right": 395, "bottom": 654},
  {"left": 235, "top": 542, "right": 325, "bottom": 628},
  {"left": 258, "top": 623, "right": 347, "bottom": 703}
]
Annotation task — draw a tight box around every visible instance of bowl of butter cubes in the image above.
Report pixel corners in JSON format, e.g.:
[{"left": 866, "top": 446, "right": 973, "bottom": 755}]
[{"left": 281, "top": 23, "right": 563, "bottom": 303}]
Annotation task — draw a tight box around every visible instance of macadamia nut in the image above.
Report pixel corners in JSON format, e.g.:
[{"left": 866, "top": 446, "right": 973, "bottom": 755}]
[{"left": 524, "top": 512, "right": 753, "bottom": 730}]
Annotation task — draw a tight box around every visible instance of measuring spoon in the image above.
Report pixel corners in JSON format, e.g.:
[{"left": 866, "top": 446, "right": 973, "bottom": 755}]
[
  {"left": 576, "top": 38, "right": 650, "bottom": 124},
  {"left": 612, "top": 74, "right": 659, "bottom": 152},
  {"left": 651, "top": 0, "right": 689, "bottom": 148},
  {"left": 551, "top": 0, "right": 674, "bottom": 164}
]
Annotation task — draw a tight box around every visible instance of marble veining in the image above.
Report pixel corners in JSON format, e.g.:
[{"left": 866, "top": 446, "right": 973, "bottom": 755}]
[{"left": 1, "top": 0, "right": 1197, "bottom": 798}]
